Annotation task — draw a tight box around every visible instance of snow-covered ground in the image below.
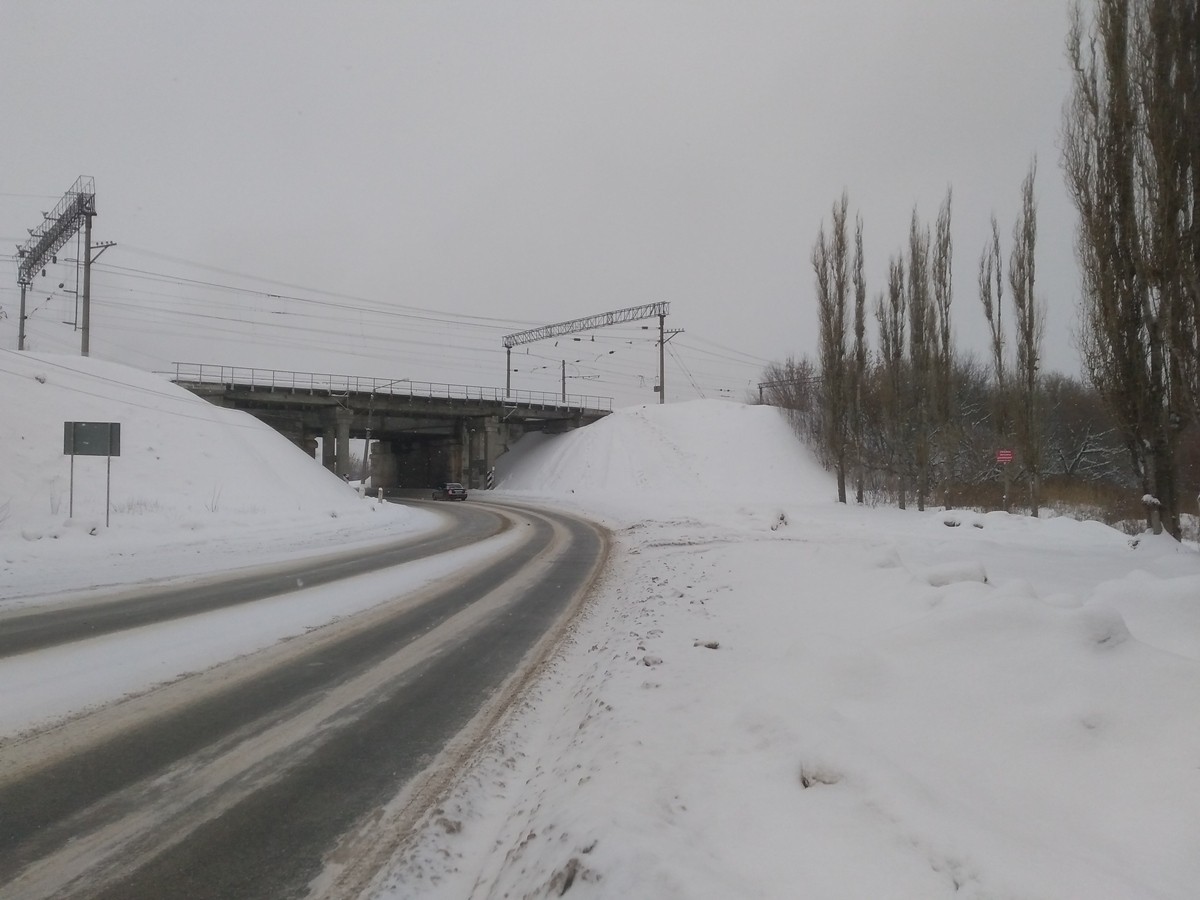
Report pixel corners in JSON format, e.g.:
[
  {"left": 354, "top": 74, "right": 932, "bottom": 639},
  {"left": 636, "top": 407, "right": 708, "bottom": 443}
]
[
  {"left": 0, "top": 350, "right": 433, "bottom": 607},
  {"left": 3, "top": 351, "right": 1199, "bottom": 899},
  {"left": 372, "top": 403, "right": 1200, "bottom": 899}
]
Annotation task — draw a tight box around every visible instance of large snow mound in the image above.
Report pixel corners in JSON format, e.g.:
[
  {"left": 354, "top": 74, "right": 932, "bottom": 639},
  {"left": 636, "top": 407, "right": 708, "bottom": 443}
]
[
  {"left": 379, "top": 402, "right": 1200, "bottom": 900},
  {"left": 0, "top": 351, "right": 423, "bottom": 602},
  {"left": 496, "top": 399, "right": 831, "bottom": 512},
  {"left": 0, "top": 351, "right": 362, "bottom": 531}
]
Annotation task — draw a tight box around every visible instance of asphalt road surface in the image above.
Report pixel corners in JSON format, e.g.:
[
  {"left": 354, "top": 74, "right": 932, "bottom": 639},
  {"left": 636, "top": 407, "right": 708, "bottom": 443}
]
[
  {"left": 0, "top": 498, "right": 607, "bottom": 900},
  {"left": 0, "top": 500, "right": 507, "bottom": 658}
]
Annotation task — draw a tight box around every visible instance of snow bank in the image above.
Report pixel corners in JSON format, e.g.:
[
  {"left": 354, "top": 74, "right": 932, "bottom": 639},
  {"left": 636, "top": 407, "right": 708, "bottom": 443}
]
[
  {"left": 5, "top": 363, "right": 1198, "bottom": 898},
  {"left": 496, "top": 399, "right": 832, "bottom": 522},
  {"left": 0, "top": 351, "right": 425, "bottom": 603},
  {"left": 376, "top": 396, "right": 1200, "bottom": 900}
]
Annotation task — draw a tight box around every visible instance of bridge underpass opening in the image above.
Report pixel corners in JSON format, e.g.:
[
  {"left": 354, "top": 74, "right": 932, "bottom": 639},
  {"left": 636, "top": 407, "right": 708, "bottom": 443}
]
[{"left": 167, "top": 366, "right": 611, "bottom": 491}]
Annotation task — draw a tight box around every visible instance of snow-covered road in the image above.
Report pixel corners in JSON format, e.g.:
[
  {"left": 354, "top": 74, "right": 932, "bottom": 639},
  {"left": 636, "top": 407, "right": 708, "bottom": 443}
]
[
  {"left": 4, "top": 353, "right": 1199, "bottom": 899},
  {"left": 1, "top": 498, "right": 607, "bottom": 899}
]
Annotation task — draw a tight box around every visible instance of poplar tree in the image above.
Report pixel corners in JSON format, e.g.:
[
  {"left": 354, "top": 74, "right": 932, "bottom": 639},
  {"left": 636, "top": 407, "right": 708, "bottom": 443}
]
[
  {"left": 876, "top": 256, "right": 907, "bottom": 508},
  {"left": 907, "top": 210, "right": 934, "bottom": 511},
  {"left": 813, "top": 192, "right": 851, "bottom": 503},
  {"left": 931, "top": 188, "right": 955, "bottom": 503},
  {"left": 1063, "top": 0, "right": 1199, "bottom": 537},
  {"left": 1009, "top": 161, "right": 1044, "bottom": 516},
  {"left": 979, "top": 215, "right": 1012, "bottom": 509},
  {"left": 851, "top": 215, "right": 869, "bottom": 504}
]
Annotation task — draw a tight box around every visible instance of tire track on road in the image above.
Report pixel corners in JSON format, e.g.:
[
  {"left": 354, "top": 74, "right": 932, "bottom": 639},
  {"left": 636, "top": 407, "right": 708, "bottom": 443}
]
[{"left": 0, "top": 501, "right": 607, "bottom": 900}]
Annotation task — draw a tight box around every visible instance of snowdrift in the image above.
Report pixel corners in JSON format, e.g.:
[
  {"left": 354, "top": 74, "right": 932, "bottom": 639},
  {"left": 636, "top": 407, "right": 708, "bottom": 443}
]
[
  {"left": 0, "top": 351, "right": 422, "bottom": 602},
  {"left": 0, "top": 351, "right": 363, "bottom": 532},
  {"left": 385, "top": 398, "right": 1200, "bottom": 900},
  {"left": 496, "top": 399, "right": 832, "bottom": 516}
]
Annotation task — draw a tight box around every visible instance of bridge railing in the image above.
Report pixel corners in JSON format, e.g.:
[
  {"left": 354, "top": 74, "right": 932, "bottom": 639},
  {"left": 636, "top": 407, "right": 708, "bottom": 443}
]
[{"left": 165, "top": 363, "right": 614, "bottom": 413}]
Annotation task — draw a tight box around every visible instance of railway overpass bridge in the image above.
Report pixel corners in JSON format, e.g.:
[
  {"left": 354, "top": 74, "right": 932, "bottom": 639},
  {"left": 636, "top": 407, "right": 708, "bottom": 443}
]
[{"left": 166, "top": 364, "right": 612, "bottom": 490}]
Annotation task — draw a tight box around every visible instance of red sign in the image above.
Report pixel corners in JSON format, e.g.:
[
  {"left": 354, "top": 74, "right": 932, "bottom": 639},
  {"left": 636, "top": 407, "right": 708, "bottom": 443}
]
[{"left": 996, "top": 449, "right": 1014, "bottom": 464}]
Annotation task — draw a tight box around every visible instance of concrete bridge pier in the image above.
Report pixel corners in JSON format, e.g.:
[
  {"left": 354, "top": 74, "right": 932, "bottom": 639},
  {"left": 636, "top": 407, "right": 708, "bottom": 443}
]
[
  {"left": 368, "top": 441, "right": 397, "bottom": 490},
  {"left": 465, "top": 416, "right": 507, "bottom": 489},
  {"left": 321, "top": 428, "right": 335, "bottom": 471},
  {"left": 320, "top": 408, "right": 354, "bottom": 478}
]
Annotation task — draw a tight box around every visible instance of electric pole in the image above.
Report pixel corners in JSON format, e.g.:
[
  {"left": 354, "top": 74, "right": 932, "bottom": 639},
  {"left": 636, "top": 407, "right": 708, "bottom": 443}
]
[
  {"left": 17, "top": 283, "right": 27, "bottom": 351},
  {"left": 658, "top": 312, "right": 665, "bottom": 404},
  {"left": 655, "top": 315, "right": 683, "bottom": 404},
  {"left": 80, "top": 206, "right": 94, "bottom": 356}
]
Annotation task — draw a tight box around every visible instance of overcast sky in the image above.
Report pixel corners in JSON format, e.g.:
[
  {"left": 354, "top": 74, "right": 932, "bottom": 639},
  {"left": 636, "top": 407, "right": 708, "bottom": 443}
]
[{"left": 2, "top": 1, "right": 1080, "bottom": 407}]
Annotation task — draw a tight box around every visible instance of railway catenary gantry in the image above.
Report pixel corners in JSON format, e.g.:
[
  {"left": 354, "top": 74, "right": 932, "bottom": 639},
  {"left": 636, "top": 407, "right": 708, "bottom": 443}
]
[{"left": 502, "top": 302, "right": 676, "bottom": 403}]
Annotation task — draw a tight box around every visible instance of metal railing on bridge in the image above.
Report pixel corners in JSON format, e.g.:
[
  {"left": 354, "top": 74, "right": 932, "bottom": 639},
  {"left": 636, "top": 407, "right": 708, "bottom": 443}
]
[{"left": 165, "top": 363, "right": 614, "bottom": 414}]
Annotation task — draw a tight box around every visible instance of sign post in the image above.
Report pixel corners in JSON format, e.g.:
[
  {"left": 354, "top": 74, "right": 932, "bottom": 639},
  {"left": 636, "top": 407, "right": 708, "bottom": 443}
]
[{"left": 63, "top": 422, "right": 121, "bottom": 527}]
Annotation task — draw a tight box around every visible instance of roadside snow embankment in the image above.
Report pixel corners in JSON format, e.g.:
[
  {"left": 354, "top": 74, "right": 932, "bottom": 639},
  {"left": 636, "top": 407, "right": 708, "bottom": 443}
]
[
  {"left": 496, "top": 399, "right": 830, "bottom": 526},
  {"left": 0, "top": 351, "right": 429, "bottom": 604},
  {"left": 373, "top": 399, "right": 1200, "bottom": 900}
]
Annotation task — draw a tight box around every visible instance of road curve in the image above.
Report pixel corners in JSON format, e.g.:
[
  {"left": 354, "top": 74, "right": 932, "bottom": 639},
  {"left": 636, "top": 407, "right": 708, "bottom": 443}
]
[
  {"left": 0, "top": 498, "right": 607, "bottom": 900},
  {"left": 0, "top": 501, "right": 508, "bottom": 658}
]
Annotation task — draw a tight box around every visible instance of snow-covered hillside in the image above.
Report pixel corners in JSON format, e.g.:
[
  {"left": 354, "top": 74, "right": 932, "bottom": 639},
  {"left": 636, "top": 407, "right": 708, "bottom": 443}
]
[
  {"left": 374, "top": 400, "right": 1200, "bottom": 900},
  {"left": 0, "top": 350, "right": 427, "bottom": 603},
  {"left": 497, "top": 399, "right": 830, "bottom": 511}
]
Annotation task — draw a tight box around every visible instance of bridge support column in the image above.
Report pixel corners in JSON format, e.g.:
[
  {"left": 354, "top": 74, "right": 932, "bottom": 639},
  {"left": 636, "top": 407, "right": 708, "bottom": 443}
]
[
  {"left": 320, "top": 408, "right": 354, "bottom": 477},
  {"left": 321, "top": 426, "right": 336, "bottom": 472},
  {"left": 368, "top": 440, "right": 397, "bottom": 489},
  {"left": 449, "top": 419, "right": 467, "bottom": 485},
  {"left": 467, "top": 416, "right": 506, "bottom": 489},
  {"left": 481, "top": 417, "right": 499, "bottom": 487},
  {"left": 334, "top": 409, "right": 353, "bottom": 479}
]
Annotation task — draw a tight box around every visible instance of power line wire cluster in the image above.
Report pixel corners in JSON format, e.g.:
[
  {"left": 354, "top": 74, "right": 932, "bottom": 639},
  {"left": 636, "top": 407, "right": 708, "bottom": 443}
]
[{"left": 4, "top": 245, "right": 773, "bottom": 404}]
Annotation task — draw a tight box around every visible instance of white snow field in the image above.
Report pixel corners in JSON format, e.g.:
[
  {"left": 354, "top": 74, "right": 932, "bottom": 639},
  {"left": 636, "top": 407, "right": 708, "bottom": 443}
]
[
  {"left": 3, "top": 351, "right": 1199, "bottom": 899},
  {"left": 371, "top": 402, "right": 1200, "bottom": 900}
]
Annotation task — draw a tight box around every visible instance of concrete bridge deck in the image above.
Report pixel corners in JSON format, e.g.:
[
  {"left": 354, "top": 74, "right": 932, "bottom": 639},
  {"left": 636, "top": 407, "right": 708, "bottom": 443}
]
[{"left": 165, "top": 363, "right": 612, "bottom": 489}]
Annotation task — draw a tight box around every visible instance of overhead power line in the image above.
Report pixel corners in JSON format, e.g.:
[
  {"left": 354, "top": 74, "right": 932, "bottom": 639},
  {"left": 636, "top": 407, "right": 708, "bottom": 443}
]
[{"left": 502, "top": 302, "right": 669, "bottom": 348}]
